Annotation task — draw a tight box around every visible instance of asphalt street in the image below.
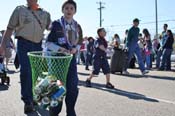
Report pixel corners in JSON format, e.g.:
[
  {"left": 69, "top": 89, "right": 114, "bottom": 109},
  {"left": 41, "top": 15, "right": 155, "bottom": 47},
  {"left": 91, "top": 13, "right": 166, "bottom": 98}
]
[{"left": 0, "top": 62, "right": 175, "bottom": 116}]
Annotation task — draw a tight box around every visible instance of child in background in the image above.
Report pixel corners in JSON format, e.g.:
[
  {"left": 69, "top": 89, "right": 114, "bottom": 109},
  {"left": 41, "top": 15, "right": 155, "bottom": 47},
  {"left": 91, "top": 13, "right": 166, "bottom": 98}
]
[
  {"left": 85, "top": 28, "right": 114, "bottom": 89},
  {"left": 143, "top": 28, "right": 152, "bottom": 70},
  {"left": 85, "top": 37, "right": 94, "bottom": 70},
  {"left": 112, "top": 33, "right": 121, "bottom": 49}
]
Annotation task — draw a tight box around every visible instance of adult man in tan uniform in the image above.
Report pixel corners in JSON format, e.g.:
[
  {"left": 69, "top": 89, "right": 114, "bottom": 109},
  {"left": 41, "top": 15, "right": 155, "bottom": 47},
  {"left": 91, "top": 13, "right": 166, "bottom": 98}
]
[{"left": 0, "top": 0, "right": 51, "bottom": 114}]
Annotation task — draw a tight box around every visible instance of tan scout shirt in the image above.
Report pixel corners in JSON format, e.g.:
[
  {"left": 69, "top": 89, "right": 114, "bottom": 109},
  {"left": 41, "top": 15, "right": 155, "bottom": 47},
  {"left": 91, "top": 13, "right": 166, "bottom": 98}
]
[{"left": 7, "top": 5, "right": 51, "bottom": 43}]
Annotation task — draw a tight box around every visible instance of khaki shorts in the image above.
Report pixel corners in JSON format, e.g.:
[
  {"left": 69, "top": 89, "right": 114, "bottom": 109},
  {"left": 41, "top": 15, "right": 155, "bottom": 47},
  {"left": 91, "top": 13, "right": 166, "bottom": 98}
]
[{"left": 5, "top": 48, "right": 12, "bottom": 58}]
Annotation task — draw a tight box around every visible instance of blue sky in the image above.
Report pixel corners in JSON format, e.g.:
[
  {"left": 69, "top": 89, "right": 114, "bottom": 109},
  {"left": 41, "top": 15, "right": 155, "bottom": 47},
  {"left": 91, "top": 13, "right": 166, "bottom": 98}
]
[{"left": 0, "top": 0, "right": 175, "bottom": 41}]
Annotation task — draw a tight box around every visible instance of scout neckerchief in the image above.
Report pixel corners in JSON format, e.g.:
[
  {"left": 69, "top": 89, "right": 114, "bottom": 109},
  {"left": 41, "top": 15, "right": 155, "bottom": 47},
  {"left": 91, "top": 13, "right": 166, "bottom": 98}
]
[{"left": 59, "top": 16, "right": 79, "bottom": 47}]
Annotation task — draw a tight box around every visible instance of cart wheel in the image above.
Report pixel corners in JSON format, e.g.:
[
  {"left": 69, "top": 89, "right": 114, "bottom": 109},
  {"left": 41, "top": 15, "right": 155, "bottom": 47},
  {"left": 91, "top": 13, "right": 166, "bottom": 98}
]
[
  {"left": 1, "top": 77, "right": 5, "bottom": 85},
  {"left": 6, "top": 76, "right": 10, "bottom": 85},
  {"left": 111, "top": 71, "right": 115, "bottom": 74}
]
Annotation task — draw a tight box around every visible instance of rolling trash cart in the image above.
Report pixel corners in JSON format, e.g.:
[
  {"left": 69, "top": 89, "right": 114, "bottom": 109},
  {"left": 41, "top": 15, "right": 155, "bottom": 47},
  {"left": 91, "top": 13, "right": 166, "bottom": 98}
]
[
  {"left": 0, "top": 56, "right": 10, "bottom": 85},
  {"left": 28, "top": 51, "right": 72, "bottom": 109},
  {"left": 110, "top": 48, "right": 127, "bottom": 74}
]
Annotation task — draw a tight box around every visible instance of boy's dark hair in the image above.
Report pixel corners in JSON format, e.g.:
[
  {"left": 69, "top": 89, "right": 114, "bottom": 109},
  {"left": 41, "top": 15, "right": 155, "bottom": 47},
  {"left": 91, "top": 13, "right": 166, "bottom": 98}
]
[
  {"left": 97, "top": 28, "right": 105, "bottom": 35},
  {"left": 133, "top": 18, "right": 140, "bottom": 23},
  {"left": 114, "top": 34, "right": 119, "bottom": 38},
  {"left": 62, "top": 0, "right": 77, "bottom": 12},
  {"left": 164, "top": 24, "right": 168, "bottom": 28},
  {"left": 88, "top": 37, "right": 94, "bottom": 41},
  {"left": 139, "top": 33, "right": 142, "bottom": 37},
  {"left": 167, "top": 29, "right": 173, "bottom": 38},
  {"left": 143, "top": 28, "right": 150, "bottom": 37}
]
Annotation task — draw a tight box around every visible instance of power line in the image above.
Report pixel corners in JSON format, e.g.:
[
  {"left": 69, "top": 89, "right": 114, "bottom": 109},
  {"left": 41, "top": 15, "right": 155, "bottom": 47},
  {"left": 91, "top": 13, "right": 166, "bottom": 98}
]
[
  {"left": 155, "top": 0, "right": 158, "bottom": 38},
  {"left": 104, "top": 19, "right": 175, "bottom": 28}
]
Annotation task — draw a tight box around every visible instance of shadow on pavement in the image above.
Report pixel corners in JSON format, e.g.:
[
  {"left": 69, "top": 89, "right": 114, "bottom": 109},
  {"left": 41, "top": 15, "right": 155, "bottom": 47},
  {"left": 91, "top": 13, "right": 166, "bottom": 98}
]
[
  {"left": 78, "top": 72, "right": 90, "bottom": 76},
  {"left": 79, "top": 80, "right": 159, "bottom": 103},
  {"left": 26, "top": 107, "right": 49, "bottom": 116},
  {"left": 112, "top": 73, "right": 175, "bottom": 81},
  {"left": 120, "top": 73, "right": 144, "bottom": 78},
  {"left": 0, "top": 84, "right": 9, "bottom": 91},
  {"left": 7, "top": 70, "right": 16, "bottom": 74},
  {"left": 111, "top": 72, "right": 144, "bottom": 78},
  {"left": 146, "top": 75, "right": 175, "bottom": 81}
]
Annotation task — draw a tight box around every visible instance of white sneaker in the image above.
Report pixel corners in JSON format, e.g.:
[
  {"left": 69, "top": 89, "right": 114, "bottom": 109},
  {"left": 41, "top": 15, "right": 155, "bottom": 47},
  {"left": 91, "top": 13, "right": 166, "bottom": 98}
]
[
  {"left": 142, "top": 70, "right": 149, "bottom": 75},
  {"left": 123, "top": 70, "right": 130, "bottom": 75}
]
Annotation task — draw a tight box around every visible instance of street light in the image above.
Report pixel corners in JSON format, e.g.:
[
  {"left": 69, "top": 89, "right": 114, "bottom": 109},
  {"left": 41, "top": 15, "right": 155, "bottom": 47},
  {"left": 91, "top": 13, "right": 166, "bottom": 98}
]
[
  {"left": 97, "top": 1, "right": 105, "bottom": 27},
  {"left": 155, "top": 0, "right": 158, "bottom": 37}
]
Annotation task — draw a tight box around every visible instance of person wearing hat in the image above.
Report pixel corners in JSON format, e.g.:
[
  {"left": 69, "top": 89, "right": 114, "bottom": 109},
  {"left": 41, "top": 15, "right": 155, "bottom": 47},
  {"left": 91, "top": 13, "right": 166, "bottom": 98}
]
[
  {"left": 123, "top": 18, "right": 149, "bottom": 75},
  {"left": 0, "top": 0, "right": 51, "bottom": 114}
]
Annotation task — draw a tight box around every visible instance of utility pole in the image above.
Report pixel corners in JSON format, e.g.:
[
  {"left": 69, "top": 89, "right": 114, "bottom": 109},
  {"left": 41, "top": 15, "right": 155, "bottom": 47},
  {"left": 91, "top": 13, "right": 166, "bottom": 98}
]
[
  {"left": 155, "top": 0, "right": 158, "bottom": 37},
  {"left": 97, "top": 1, "right": 105, "bottom": 27}
]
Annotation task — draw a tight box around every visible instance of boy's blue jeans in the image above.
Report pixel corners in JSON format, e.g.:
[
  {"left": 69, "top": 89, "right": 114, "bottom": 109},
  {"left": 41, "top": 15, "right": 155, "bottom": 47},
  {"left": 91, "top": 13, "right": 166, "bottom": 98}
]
[
  {"left": 49, "top": 55, "right": 79, "bottom": 116},
  {"left": 17, "top": 39, "right": 42, "bottom": 105}
]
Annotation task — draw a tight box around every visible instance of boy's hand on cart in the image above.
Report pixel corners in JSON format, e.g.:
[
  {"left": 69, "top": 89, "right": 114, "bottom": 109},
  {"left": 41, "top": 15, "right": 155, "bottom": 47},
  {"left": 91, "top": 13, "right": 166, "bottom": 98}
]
[
  {"left": 59, "top": 47, "right": 70, "bottom": 53},
  {"left": 70, "top": 48, "right": 77, "bottom": 54}
]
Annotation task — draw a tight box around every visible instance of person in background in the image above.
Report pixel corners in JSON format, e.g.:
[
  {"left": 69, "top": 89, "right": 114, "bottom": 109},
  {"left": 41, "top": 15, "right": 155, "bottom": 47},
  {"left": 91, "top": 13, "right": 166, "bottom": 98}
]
[
  {"left": 0, "top": 0, "right": 51, "bottom": 114},
  {"left": 0, "top": 30, "right": 15, "bottom": 70},
  {"left": 75, "top": 25, "right": 83, "bottom": 64},
  {"left": 85, "top": 27, "right": 114, "bottom": 89},
  {"left": 159, "top": 30, "right": 174, "bottom": 71},
  {"left": 46, "top": 0, "right": 83, "bottom": 115},
  {"left": 85, "top": 37, "right": 94, "bottom": 70},
  {"left": 123, "top": 18, "right": 149, "bottom": 75},
  {"left": 112, "top": 33, "right": 121, "bottom": 49},
  {"left": 152, "top": 36, "right": 160, "bottom": 63},
  {"left": 138, "top": 33, "right": 145, "bottom": 60},
  {"left": 143, "top": 28, "right": 152, "bottom": 70},
  {"left": 123, "top": 29, "right": 129, "bottom": 45},
  {"left": 123, "top": 29, "right": 137, "bottom": 69},
  {"left": 80, "top": 37, "right": 88, "bottom": 65},
  {"left": 156, "top": 24, "right": 168, "bottom": 68}
]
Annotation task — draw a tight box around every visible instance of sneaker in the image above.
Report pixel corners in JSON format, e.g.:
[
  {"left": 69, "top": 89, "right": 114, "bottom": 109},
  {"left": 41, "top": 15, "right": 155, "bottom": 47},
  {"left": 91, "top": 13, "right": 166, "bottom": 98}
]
[
  {"left": 106, "top": 82, "right": 114, "bottom": 89},
  {"left": 142, "top": 70, "right": 149, "bottom": 75},
  {"left": 85, "top": 67, "right": 90, "bottom": 70},
  {"left": 122, "top": 70, "right": 130, "bottom": 75},
  {"left": 85, "top": 79, "right": 92, "bottom": 87},
  {"left": 24, "top": 103, "right": 35, "bottom": 114}
]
